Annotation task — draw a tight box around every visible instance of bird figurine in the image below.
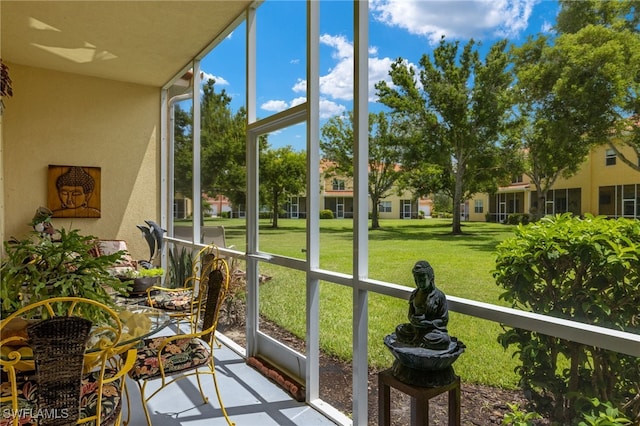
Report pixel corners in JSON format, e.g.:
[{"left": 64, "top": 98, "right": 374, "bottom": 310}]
[{"left": 30, "top": 206, "right": 60, "bottom": 240}]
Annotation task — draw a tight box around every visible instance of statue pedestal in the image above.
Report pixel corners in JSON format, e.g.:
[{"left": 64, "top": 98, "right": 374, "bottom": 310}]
[{"left": 378, "top": 368, "right": 460, "bottom": 426}]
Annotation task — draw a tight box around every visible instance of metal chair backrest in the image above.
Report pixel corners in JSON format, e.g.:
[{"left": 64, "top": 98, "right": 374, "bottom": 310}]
[
  {"left": 201, "top": 226, "right": 226, "bottom": 247},
  {"left": 185, "top": 245, "right": 229, "bottom": 341}
]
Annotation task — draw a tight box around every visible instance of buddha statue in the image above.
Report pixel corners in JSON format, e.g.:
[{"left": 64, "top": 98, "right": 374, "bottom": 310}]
[
  {"left": 384, "top": 260, "right": 465, "bottom": 386},
  {"left": 395, "top": 260, "right": 451, "bottom": 350}
]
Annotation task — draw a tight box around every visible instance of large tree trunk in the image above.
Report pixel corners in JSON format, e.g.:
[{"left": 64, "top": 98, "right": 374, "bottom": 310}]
[
  {"left": 451, "top": 169, "right": 464, "bottom": 235},
  {"left": 271, "top": 191, "right": 279, "bottom": 229},
  {"left": 371, "top": 197, "right": 380, "bottom": 229}
]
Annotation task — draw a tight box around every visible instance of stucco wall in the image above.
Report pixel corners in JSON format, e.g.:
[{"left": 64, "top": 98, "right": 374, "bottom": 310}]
[{"left": 2, "top": 63, "right": 160, "bottom": 261}]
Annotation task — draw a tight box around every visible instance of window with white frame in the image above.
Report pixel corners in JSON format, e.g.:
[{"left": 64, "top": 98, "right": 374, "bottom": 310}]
[
  {"left": 332, "top": 178, "right": 345, "bottom": 191},
  {"left": 606, "top": 149, "right": 617, "bottom": 166},
  {"left": 379, "top": 200, "right": 392, "bottom": 213},
  {"left": 474, "top": 199, "right": 483, "bottom": 213}
]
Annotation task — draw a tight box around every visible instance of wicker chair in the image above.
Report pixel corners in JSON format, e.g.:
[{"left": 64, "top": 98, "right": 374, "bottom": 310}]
[
  {"left": 0, "top": 297, "right": 136, "bottom": 426},
  {"left": 128, "top": 245, "right": 234, "bottom": 426}
]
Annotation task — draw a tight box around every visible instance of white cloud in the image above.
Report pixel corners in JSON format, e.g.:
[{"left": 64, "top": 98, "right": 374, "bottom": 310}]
[
  {"left": 540, "top": 20, "right": 554, "bottom": 34},
  {"left": 288, "top": 33, "right": 416, "bottom": 112},
  {"left": 292, "top": 78, "right": 306, "bottom": 93},
  {"left": 370, "top": 0, "right": 539, "bottom": 44},
  {"left": 260, "top": 100, "right": 289, "bottom": 112},
  {"left": 201, "top": 71, "right": 229, "bottom": 86},
  {"left": 259, "top": 96, "right": 345, "bottom": 120},
  {"left": 319, "top": 98, "right": 346, "bottom": 119},
  {"left": 317, "top": 33, "right": 414, "bottom": 103},
  {"left": 290, "top": 97, "right": 306, "bottom": 107}
]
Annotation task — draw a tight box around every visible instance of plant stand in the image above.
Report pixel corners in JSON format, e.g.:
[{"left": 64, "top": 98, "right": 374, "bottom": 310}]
[{"left": 378, "top": 368, "right": 461, "bottom": 426}]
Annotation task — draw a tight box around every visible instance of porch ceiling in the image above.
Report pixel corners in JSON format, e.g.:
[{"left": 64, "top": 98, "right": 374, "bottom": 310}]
[{"left": 1, "top": 1, "right": 255, "bottom": 87}]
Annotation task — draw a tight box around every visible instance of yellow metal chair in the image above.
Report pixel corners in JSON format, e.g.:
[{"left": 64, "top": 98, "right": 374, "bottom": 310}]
[
  {"left": 0, "top": 297, "right": 136, "bottom": 426},
  {"left": 145, "top": 245, "right": 219, "bottom": 331},
  {"left": 128, "top": 245, "right": 234, "bottom": 426}
]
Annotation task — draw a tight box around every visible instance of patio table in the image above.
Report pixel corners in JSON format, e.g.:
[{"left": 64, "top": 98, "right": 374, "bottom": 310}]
[{"left": 0, "top": 305, "right": 170, "bottom": 372}]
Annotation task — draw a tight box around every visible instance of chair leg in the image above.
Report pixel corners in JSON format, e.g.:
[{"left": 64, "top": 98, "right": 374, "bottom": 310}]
[
  {"left": 209, "top": 359, "right": 235, "bottom": 426},
  {"left": 136, "top": 381, "right": 154, "bottom": 426},
  {"left": 194, "top": 370, "right": 210, "bottom": 404},
  {"left": 122, "top": 380, "right": 131, "bottom": 426}
]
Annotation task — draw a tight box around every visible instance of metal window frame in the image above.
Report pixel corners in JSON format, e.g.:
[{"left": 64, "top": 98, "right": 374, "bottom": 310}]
[{"left": 159, "top": 2, "right": 640, "bottom": 425}]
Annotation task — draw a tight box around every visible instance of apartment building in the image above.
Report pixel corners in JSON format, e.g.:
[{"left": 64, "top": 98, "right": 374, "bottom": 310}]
[{"left": 468, "top": 143, "right": 640, "bottom": 222}]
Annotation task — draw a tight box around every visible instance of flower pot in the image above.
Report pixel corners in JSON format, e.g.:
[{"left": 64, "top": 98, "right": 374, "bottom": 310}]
[{"left": 131, "top": 276, "right": 159, "bottom": 295}]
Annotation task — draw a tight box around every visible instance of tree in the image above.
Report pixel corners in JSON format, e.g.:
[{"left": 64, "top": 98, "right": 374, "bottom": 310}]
[
  {"left": 320, "top": 111, "right": 404, "bottom": 229},
  {"left": 173, "top": 104, "right": 194, "bottom": 198},
  {"left": 200, "top": 80, "right": 248, "bottom": 209},
  {"left": 553, "top": 0, "right": 640, "bottom": 172},
  {"left": 376, "top": 38, "right": 515, "bottom": 234},
  {"left": 260, "top": 146, "right": 306, "bottom": 229},
  {"left": 173, "top": 80, "right": 249, "bottom": 218},
  {"left": 510, "top": 35, "right": 600, "bottom": 219}
]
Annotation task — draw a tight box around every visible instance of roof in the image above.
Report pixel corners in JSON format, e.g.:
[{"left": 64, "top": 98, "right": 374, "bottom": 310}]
[{"left": 1, "top": 1, "right": 257, "bottom": 87}]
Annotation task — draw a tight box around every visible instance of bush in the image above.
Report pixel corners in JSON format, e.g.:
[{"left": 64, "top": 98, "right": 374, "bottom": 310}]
[
  {"left": 493, "top": 214, "right": 640, "bottom": 422},
  {"left": 506, "top": 213, "right": 531, "bottom": 225},
  {"left": 578, "top": 398, "right": 632, "bottom": 426},
  {"left": 319, "top": 209, "right": 334, "bottom": 219}
]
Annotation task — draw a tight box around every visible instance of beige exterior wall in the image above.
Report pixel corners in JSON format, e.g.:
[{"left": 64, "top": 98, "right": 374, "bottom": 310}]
[
  {"left": 468, "top": 143, "right": 640, "bottom": 222},
  {"left": 319, "top": 171, "right": 424, "bottom": 219},
  {"left": 1, "top": 63, "right": 161, "bottom": 260}
]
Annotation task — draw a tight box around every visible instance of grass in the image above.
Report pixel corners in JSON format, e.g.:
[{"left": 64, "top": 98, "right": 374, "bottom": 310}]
[{"left": 183, "top": 217, "right": 522, "bottom": 389}]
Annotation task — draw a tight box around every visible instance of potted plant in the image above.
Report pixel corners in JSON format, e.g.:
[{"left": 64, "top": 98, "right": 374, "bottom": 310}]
[
  {"left": 0, "top": 227, "right": 130, "bottom": 324},
  {"left": 117, "top": 267, "right": 164, "bottom": 295}
]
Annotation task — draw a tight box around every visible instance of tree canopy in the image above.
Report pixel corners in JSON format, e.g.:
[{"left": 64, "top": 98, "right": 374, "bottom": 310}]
[
  {"left": 320, "top": 111, "right": 404, "bottom": 229},
  {"left": 259, "top": 146, "right": 306, "bottom": 228},
  {"left": 553, "top": 0, "right": 640, "bottom": 171},
  {"left": 376, "top": 37, "right": 515, "bottom": 234}
]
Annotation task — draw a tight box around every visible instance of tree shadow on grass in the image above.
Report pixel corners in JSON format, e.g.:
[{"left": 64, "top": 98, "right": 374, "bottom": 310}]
[{"left": 368, "top": 223, "right": 515, "bottom": 253}]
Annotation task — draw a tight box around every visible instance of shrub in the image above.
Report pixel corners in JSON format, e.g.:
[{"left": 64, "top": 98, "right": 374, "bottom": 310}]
[
  {"left": 577, "top": 398, "right": 632, "bottom": 426},
  {"left": 167, "top": 246, "right": 193, "bottom": 288},
  {"left": 319, "top": 209, "right": 334, "bottom": 219},
  {"left": 506, "top": 213, "right": 531, "bottom": 225},
  {"left": 493, "top": 214, "right": 640, "bottom": 422},
  {"left": 502, "top": 402, "right": 542, "bottom": 425}
]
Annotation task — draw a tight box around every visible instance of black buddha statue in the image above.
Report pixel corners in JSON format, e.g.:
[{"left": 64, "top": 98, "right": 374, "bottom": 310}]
[
  {"left": 395, "top": 260, "right": 452, "bottom": 350},
  {"left": 384, "top": 260, "right": 465, "bottom": 386}
]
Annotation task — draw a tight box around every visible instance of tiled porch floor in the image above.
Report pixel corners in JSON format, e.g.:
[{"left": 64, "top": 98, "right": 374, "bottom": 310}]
[{"left": 121, "top": 334, "right": 338, "bottom": 426}]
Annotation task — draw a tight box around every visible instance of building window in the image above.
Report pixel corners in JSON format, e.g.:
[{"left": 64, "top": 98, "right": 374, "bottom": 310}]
[
  {"left": 605, "top": 149, "right": 617, "bottom": 166},
  {"left": 474, "top": 199, "right": 483, "bottom": 213},
  {"left": 512, "top": 175, "right": 523, "bottom": 184},
  {"left": 332, "top": 179, "right": 345, "bottom": 191},
  {"left": 379, "top": 201, "right": 392, "bottom": 213}
]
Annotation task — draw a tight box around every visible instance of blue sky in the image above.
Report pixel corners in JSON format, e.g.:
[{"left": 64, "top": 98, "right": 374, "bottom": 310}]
[{"left": 196, "top": 0, "right": 560, "bottom": 149}]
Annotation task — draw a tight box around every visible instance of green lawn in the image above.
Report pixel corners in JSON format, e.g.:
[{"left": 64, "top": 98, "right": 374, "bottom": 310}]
[{"left": 189, "top": 217, "right": 522, "bottom": 389}]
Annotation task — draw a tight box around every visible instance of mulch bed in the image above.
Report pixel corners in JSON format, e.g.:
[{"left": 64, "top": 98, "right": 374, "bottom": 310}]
[{"left": 217, "top": 295, "right": 549, "bottom": 425}]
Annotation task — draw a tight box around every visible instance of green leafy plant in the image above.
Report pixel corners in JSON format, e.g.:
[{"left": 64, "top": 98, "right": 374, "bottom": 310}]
[
  {"left": 578, "top": 398, "right": 632, "bottom": 426},
  {"left": 502, "top": 402, "right": 542, "bottom": 425},
  {"left": 1, "top": 228, "right": 130, "bottom": 324},
  {"left": 120, "top": 267, "right": 164, "bottom": 278},
  {"left": 167, "top": 246, "right": 194, "bottom": 288},
  {"left": 494, "top": 214, "right": 640, "bottom": 421}
]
